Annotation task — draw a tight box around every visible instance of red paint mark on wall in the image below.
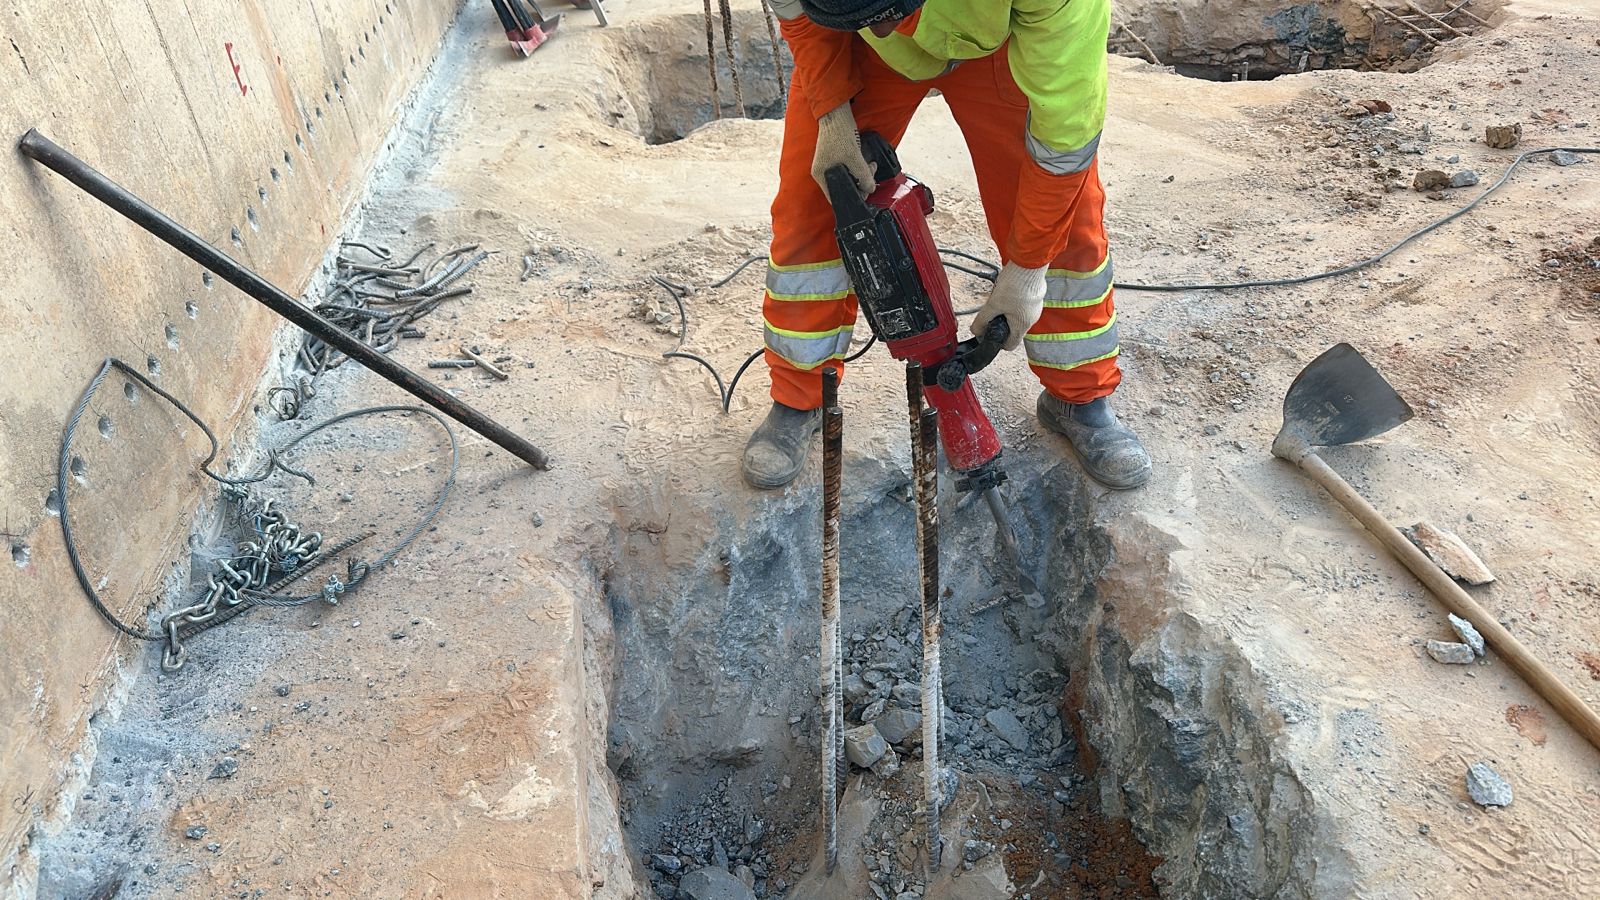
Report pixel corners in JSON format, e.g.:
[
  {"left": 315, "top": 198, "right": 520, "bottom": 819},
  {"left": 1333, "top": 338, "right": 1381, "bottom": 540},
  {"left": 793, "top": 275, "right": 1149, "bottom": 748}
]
[{"left": 226, "top": 42, "right": 249, "bottom": 96}]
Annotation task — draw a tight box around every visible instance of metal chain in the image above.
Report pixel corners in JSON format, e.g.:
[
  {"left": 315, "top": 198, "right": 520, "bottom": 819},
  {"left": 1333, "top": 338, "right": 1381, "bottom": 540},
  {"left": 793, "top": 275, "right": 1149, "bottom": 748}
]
[{"left": 59, "top": 359, "right": 458, "bottom": 669}]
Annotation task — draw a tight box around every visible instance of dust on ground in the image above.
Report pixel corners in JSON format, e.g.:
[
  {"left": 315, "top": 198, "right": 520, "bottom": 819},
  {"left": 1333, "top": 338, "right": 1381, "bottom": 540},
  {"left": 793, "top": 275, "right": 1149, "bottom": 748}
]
[{"left": 30, "top": 0, "right": 1600, "bottom": 897}]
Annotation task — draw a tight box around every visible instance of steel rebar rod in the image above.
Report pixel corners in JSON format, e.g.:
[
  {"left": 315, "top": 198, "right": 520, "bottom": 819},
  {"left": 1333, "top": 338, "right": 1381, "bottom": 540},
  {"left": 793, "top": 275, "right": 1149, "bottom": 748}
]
[
  {"left": 701, "top": 0, "right": 723, "bottom": 118},
  {"left": 18, "top": 129, "right": 549, "bottom": 470},
  {"left": 820, "top": 366, "right": 844, "bottom": 875},
  {"left": 906, "top": 365, "right": 944, "bottom": 875}
]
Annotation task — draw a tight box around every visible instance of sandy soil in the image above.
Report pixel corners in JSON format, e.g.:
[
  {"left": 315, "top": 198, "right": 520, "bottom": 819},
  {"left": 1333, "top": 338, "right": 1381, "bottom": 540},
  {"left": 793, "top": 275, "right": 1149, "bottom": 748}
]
[{"left": 35, "top": 0, "right": 1600, "bottom": 896}]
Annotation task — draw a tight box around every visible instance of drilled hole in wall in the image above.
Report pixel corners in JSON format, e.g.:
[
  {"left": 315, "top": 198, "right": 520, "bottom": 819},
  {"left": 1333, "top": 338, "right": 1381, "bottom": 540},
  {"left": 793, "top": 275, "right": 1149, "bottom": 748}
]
[
  {"left": 349, "top": 54, "right": 356, "bottom": 66},
  {"left": 283, "top": 150, "right": 294, "bottom": 171},
  {"left": 165, "top": 323, "right": 180, "bottom": 348},
  {"left": 69, "top": 456, "right": 88, "bottom": 483},
  {"left": 258, "top": 185, "right": 268, "bottom": 203},
  {"left": 334, "top": 81, "right": 343, "bottom": 98},
  {"left": 305, "top": 120, "right": 315, "bottom": 137},
  {"left": 230, "top": 226, "right": 243, "bottom": 247},
  {"left": 123, "top": 382, "right": 138, "bottom": 403},
  {"left": 358, "top": 46, "right": 366, "bottom": 59},
  {"left": 324, "top": 90, "right": 332, "bottom": 104},
  {"left": 342, "top": 68, "right": 350, "bottom": 83},
  {"left": 315, "top": 106, "right": 323, "bottom": 120},
  {"left": 146, "top": 356, "right": 161, "bottom": 376},
  {"left": 185, "top": 300, "right": 199, "bottom": 318},
  {"left": 45, "top": 488, "right": 61, "bottom": 517},
  {"left": 97, "top": 414, "right": 114, "bottom": 439},
  {"left": 202, "top": 271, "right": 214, "bottom": 289},
  {"left": 10, "top": 542, "right": 27, "bottom": 568},
  {"left": 295, "top": 133, "right": 304, "bottom": 150},
  {"left": 247, "top": 207, "right": 260, "bottom": 231},
  {"left": 270, "top": 167, "right": 282, "bottom": 184}
]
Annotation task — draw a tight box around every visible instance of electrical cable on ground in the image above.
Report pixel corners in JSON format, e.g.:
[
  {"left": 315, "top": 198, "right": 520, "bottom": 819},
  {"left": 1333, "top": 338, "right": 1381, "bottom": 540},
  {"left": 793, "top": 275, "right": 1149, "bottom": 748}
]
[
  {"left": 655, "top": 146, "right": 1596, "bottom": 411},
  {"left": 59, "top": 357, "right": 457, "bottom": 667}
]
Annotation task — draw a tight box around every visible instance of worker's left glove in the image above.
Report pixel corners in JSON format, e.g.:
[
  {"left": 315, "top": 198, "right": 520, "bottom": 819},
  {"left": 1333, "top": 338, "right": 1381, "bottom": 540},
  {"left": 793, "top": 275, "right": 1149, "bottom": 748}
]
[{"left": 971, "top": 262, "right": 1047, "bottom": 352}]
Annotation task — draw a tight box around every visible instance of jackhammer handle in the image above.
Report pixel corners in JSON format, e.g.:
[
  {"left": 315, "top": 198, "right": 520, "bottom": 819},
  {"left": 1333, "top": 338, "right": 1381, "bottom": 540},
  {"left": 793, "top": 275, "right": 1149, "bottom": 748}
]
[{"left": 1295, "top": 450, "right": 1600, "bottom": 754}]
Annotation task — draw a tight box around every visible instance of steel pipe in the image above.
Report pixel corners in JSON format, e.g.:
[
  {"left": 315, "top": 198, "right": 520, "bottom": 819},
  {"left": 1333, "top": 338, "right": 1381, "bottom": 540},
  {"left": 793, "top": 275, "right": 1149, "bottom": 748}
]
[{"left": 18, "top": 129, "right": 550, "bottom": 470}]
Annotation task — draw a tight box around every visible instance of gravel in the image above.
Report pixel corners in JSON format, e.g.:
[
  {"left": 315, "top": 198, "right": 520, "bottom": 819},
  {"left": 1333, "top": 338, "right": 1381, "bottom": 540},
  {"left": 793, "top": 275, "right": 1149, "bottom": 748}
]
[
  {"left": 1425, "top": 640, "right": 1475, "bottom": 665},
  {"left": 1448, "top": 614, "right": 1485, "bottom": 657},
  {"left": 1466, "top": 762, "right": 1513, "bottom": 807}
]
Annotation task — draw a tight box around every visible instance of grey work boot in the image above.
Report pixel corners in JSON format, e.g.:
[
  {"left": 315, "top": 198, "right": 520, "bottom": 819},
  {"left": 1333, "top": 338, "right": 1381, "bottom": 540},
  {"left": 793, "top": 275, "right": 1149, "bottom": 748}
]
[
  {"left": 742, "top": 402, "right": 824, "bottom": 490},
  {"left": 1036, "top": 392, "right": 1152, "bottom": 490}
]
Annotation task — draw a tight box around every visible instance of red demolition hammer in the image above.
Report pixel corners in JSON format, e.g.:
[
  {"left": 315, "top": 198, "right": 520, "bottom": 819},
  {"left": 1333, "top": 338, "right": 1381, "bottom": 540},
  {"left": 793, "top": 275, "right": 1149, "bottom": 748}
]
[{"left": 825, "top": 132, "right": 1041, "bottom": 602}]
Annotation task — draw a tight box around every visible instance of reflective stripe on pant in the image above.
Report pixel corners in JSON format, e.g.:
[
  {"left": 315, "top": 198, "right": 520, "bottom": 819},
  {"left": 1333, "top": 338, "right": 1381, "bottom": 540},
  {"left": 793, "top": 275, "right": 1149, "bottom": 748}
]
[{"left": 765, "top": 44, "right": 1120, "bottom": 409}]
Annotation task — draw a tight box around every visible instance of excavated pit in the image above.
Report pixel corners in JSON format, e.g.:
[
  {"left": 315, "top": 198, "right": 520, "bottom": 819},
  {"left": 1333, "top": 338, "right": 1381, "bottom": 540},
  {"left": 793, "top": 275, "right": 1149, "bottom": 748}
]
[
  {"left": 598, "top": 458, "right": 1337, "bottom": 898},
  {"left": 598, "top": 13, "right": 790, "bottom": 145},
  {"left": 1113, "top": 0, "right": 1502, "bottom": 80}
]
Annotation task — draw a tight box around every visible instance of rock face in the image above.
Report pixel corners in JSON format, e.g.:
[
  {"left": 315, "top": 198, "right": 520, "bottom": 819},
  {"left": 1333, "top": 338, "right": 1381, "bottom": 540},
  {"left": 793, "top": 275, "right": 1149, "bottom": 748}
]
[
  {"left": 678, "top": 866, "right": 757, "bottom": 900},
  {"left": 1077, "top": 515, "right": 1354, "bottom": 899},
  {"left": 1466, "top": 762, "right": 1513, "bottom": 807}
]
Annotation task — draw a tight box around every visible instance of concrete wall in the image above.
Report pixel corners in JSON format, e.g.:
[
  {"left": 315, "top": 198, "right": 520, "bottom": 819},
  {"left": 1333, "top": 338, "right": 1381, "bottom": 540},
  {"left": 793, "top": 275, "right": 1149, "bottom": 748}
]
[{"left": 0, "top": 0, "right": 462, "bottom": 888}]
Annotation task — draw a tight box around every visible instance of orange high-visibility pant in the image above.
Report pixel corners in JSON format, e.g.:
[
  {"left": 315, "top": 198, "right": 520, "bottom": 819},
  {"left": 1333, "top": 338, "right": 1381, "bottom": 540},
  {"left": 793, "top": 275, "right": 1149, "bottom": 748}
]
[{"left": 763, "top": 45, "right": 1120, "bottom": 411}]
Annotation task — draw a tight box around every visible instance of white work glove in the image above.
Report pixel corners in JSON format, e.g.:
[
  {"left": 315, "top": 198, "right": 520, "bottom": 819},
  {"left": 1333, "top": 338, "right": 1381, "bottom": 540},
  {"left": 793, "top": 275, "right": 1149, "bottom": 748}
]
[
  {"left": 971, "top": 262, "right": 1047, "bottom": 352},
  {"left": 811, "top": 104, "right": 876, "bottom": 199}
]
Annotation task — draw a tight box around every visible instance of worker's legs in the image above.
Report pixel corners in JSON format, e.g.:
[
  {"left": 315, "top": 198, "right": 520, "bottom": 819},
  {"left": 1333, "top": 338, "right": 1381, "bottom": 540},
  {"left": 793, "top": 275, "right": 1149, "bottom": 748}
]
[
  {"left": 941, "top": 51, "right": 1148, "bottom": 488},
  {"left": 745, "top": 46, "right": 928, "bottom": 489},
  {"left": 763, "top": 48, "right": 929, "bottom": 410}
]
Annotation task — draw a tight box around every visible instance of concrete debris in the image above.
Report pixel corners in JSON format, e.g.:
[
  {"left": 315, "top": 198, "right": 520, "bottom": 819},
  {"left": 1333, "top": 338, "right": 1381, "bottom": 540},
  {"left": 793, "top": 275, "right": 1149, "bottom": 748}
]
[
  {"left": 1448, "top": 614, "right": 1486, "bottom": 658},
  {"left": 1551, "top": 149, "right": 1584, "bottom": 166},
  {"left": 890, "top": 681, "right": 921, "bottom": 706},
  {"left": 1484, "top": 123, "right": 1522, "bottom": 149},
  {"left": 1412, "top": 170, "right": 1450, "bottom": 192},
  {"left": 870, "top": 750, "right": 901, "bottom": 778},
  {"left": 872, "top": 707, "right": 922, "bottom": 746},
  {"left": 843, "top": 673, "right": 870, "bottom": 705},
  {"left": 273, "top": 684, "right": 291, "bottom": 697},
  {"left": 984, "top": 708, "right": 1031, "bottom": 751},
  {"left": 860, "top": 698, "right": 887, "bottom": 723},
  {"left": 845, "top": 724, "right": 890, "bottom": 768},
  {"left": 962, "top": 839, "right": 995, "bottom": 862},
  {"left": 1425, "top": 640, "right": 1476, "bottom": 665},
  {"left": 678, "top": 866, "right": 758, "bottom": 900},
  {"left": 1404, "top": 521, "right": 1495, "bottom": 585},
  {"left": 1447, "top": 170, "right": 1480, "bottom": 188},
  {"left": 1466, "top": 762, "right": 1513, "bottom": 807}
]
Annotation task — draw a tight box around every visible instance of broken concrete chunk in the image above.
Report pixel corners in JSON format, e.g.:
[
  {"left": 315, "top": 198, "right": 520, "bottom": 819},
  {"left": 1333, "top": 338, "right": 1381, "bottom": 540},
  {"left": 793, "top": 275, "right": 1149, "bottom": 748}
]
[
  {"left": 1466, "top": 762, "right": 1513, "bottom": 807},
  {"left": 963, "top": 839, "right": 996, "bottom": 862},
  {"left": 678, "top": 866, "right": 757, "bottom": 900},
  {"left": 1404, "top": 521, "right": 1495, "bottom": 585},
  {"left": 1448, "top": 613, "right": 1486, "bottom": 657},
  {"left": 1426, "top": 640, "right": 1475, "bottom": 665},
  {"left": 873, "top": 707, "right": 922, "bottom": 746},
  {"left": 1484, "top": 123, "right": 1522, "bottom": 149},
  {"left": 844, "top": 724, "right": 889, "bottom": 768},
  {"left": 1448, "top": 170, "right": 1480, "bottom": 188},
  {"left": 1412, "top": 170, "right": 1450, "bottom": 192},
  {"left": 843, "top": 673, "right": 870, "bottom": 705},
  {"left": 1551, "top": 149, "right": 1584, "bottom": 166},
  {"left": 984, "top": 708, "right": 1031, "bottom": 751}
]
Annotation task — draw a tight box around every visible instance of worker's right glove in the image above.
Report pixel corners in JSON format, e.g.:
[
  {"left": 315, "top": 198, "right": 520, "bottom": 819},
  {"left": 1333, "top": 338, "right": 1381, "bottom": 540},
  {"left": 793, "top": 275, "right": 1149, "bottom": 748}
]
[
  {"left": 811, "top": 103, "right": 876, "bottom": 199},
  {"left": 972, "top": 262, "right": 1047, "bottom": 352}
]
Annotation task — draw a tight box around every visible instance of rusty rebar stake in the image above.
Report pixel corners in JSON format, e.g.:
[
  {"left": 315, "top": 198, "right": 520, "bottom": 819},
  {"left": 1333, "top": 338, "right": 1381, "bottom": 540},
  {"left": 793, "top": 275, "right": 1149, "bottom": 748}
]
[
  {"left": 820, "top": 366, "right": 844, "bottom": 875},
  {"left": 906, "top": 364, "right": 944, "bottom": 875}
]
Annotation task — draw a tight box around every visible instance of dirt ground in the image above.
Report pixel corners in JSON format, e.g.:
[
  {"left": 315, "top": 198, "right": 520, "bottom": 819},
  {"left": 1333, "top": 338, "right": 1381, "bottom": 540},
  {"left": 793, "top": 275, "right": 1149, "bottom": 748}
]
[{"left": 33, "top": 0, "right": 1600, "bottom": 896}]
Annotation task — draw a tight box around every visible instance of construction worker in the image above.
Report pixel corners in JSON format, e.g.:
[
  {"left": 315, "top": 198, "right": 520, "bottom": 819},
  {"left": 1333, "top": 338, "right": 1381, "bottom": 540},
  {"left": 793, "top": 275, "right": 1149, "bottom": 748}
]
[{"left": 743, "top": 0, "right": 1151, "bottom": 492}]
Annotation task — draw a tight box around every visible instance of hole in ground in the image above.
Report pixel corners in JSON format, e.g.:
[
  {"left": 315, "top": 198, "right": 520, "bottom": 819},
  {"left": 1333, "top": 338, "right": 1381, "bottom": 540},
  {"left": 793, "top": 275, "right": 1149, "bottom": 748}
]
[
  {"left": 603, "top": 464, "right": 1163, "bottom": 899},
  {"left": 599, "top": 13, "right": 791, "bottom": 145},
  {"left": 1112, "top": 0, "right": 1502, "bottom": 80}
]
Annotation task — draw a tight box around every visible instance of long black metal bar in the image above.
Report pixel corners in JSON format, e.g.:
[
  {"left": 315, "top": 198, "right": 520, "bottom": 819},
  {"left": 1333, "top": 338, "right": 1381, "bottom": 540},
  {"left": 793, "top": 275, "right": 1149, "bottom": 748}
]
[{"left": 18, "top": 129, "right": 550, "bottom": 470}]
